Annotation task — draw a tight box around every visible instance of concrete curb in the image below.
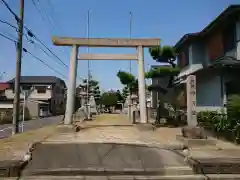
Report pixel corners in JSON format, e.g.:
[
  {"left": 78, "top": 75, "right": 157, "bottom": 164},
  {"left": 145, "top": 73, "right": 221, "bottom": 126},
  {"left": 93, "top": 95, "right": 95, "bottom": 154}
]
[
  {"left": 74, "top": 124, "right": 135, "bottom": 132},
  {"left": 40, "top": 141, "right": 185, "bottom": 151},
  {"left": 0, "top": 130, "right": 57, "bottom": 177},
  {"left": 25, "top": 166, "right": 193, "bottom": 176},
  {"left": 187, "top": 156, "right": 240, "bottom": 174},
  {"left": 18, "top": 174, "right": 240, "bottom": 180},
  {"left": 0, "top": 141, "right": 38, "bottom": 177}
]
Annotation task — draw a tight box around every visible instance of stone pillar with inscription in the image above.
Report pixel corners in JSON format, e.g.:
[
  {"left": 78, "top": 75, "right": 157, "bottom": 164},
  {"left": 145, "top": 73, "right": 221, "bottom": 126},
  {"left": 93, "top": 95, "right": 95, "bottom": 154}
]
[
  {"left": 186, "top": 75, "right": 197, "bottom": 126},
  {"left": 181, "top": 75, "right": 206, "bottom": 139}
]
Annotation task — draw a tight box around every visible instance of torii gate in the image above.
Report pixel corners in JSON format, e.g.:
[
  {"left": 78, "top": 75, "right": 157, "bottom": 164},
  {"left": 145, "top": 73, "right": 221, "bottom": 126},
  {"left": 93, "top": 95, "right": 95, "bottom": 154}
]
[{"left": 52, "top": 37, "right": 160, "bottom": 124}]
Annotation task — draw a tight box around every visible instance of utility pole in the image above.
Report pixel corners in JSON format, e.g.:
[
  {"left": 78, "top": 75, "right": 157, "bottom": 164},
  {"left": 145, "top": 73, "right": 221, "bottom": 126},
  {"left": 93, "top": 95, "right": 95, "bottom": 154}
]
[
  {"left": 128, "top": 12, "right": 132, "bottom": 121},
  {"left": 86, "top": 10, "right": 91, "bottom": 119},
  {"left": 129, "top": 12, "right": 132, "bottom": 73},
  {"left": 12, "top": 0, "right": 24, "bottom": 134}
]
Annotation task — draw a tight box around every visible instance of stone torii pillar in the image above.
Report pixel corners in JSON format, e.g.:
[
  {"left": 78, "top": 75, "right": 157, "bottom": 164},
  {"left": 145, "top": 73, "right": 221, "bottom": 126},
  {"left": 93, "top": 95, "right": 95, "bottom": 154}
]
[
  {"left": 137, "top": 46, "right": 147, "bottom": 123},
  {"left": 52, "top": 37, "right": 160, "bottom": 124},
  {"left": 65, "top": 45, "right": 78, "bottom": 124}
]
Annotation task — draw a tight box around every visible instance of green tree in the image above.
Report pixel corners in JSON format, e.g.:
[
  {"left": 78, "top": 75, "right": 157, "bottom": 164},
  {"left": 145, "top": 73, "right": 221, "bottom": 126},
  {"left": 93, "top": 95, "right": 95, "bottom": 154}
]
[
  {"left": 116, "top": 90, "right": 124, "bottom": 102},
  {"left": 121, "top": 86, "right": 129, "bottom": 102},
  {"left": 101, "top": 91, "right": 119, "bottom": 107},
  {"left": 117, "top": 71, "right": 138, "bottom": 95},
  {"left": 146, "top": 45, "right": 180, "bottom": 89},
  {"left": 146, "top": 45, "right": 181, "bottom": 124},
  {"left": 149, "top": 46, "right": 176, "bottom": 67},
  {"left": 78, "top": 76, "right": 101, "bottom": 105}
]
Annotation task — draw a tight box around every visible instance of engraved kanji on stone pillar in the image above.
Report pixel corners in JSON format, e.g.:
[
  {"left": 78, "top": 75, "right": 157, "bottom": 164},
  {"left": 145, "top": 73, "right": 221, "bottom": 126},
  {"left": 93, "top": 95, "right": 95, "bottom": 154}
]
[{"left": 186, "top": 75, "right": 197, "bottom": 126}]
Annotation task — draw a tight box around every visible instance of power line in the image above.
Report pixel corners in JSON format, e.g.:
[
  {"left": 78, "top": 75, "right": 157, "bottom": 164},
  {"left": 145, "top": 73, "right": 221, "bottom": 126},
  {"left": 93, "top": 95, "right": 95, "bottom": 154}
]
[
  {"left": 129, "top": 12, "right": 132, "bottom": 74},
  {"left": 0, "top": 18, "right": 31, "bottom": 41},
  {"left": 29, "top": 39, "right": 68, "bottom": 67},
  {"left": 31, "top": 0, "right": 69, "bottom": 62},
  {"left": 0, "top": 19, "right": 18, "bottom": 30},
  {"left": 0, "top": 18, "right": 67, "bottom": 67},
  {"left": 0, "top": 32, "right": 77, "bottom": 81},
  {"left": 0, "top": 25, "right": 66, "bottom": 79},
  {"left": 0, "top": 0, "right": 19, "bottom": 22},
  {"left": 31, "top": 0, "right": 47, "bottom": 24},
  {"left": 0, "top": 32, "right": 17, "bottom": 42},
  {"left": 1, "top": 0, "right": 66, "bottom": 67},
  {"left": 23, "top": 48, "right": 67, "bottom": 79},
  {"left": 46, "top": 0, "right": 55, "bottom": 15},
  {"left": 24, "top": 28, "right": 85, "bottom": 80},
  {"left": 31, "top": 0, "right": 57, "bottom": 33},
  {"left": 1, "top": 0, "right": 84, "bottom": 82},
  {"left": 30, "top": 33, "right": 68, "bottom": 67}
]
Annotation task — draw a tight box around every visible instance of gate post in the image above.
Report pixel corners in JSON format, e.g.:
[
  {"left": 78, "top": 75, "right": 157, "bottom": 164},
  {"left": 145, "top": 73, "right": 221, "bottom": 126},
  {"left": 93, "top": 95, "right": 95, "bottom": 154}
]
[
  {"left": 64, "top": 45, "right": 78, "bottom": 124},
  {"left": 137, "top": 46, "right": 147, "bottom": 123}
]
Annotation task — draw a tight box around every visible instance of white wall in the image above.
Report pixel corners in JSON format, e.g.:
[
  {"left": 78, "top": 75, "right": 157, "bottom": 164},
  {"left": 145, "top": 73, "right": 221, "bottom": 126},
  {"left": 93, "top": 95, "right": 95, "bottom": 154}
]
[
  {"left": 5, "top": 88, "right": 52, "bottom": 100},
  {"left": 0, "top": 102, "right": 13, "bottom": 109}
]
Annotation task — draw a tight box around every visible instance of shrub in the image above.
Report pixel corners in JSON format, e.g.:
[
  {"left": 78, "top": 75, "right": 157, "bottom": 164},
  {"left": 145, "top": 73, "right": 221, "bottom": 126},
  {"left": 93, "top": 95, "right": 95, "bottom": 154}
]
[
  {"left": 227, "top": 94, "right": 240, "bottom": 139},
  {"left": 0, "top": 106, "right": 31, "bottom": 125},
  {"left": 197, "top": 100, "right": 240, "bottom": 142},
  {"left": 0, "top": 109, "right": 13, "bottom": 124},
  {"left": 197, "top": 111, "right": 219, "bottom": 127},
  {"left": 197, "top": 110, "right": 230, "bottom": 132},
  {"left": 227, "top": 94, "right": 240, "bottom": 123}
]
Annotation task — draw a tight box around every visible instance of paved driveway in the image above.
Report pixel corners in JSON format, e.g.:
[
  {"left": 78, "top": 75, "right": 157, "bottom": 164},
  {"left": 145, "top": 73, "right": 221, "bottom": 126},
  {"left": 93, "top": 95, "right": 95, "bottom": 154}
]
[
  {"left": 0, "top": 115, "right": 63, "bottom": 138},
  {"left": 22, "top": 143, "right": 190, "bottom": 176},
  {"left": 21, "top": 114, "right": 188, "bottom": 176}
]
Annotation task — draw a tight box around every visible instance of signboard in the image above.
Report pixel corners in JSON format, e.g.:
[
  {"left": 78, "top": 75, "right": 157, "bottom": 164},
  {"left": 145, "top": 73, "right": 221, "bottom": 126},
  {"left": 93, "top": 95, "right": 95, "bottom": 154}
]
[{"left": 186, "top": 75, "right": 197, "bottom": 126}]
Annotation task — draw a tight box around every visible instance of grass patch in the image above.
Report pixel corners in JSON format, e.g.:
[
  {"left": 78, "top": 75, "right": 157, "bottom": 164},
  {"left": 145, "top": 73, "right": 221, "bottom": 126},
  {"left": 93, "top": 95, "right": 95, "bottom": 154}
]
[
  {"left": 0, "top": 125, "right": 59, "bottom": 160},
  {"left": 96, "top": 114, "right": 127, "bottom": 121}
]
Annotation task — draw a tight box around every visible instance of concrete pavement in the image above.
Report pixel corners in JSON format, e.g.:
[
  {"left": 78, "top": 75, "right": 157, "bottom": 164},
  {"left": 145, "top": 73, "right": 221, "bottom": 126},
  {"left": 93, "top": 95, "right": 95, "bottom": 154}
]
[
  {"left": 22, "top": 114, "right": 191, "bottom": 178},
  {"left": 22, "top": 143, "right": 191, "bottom": 176},
  {"left": 3, "top": 113, "right": 240, "bottom": 179},
  {"left": 0, "top": 115, "right": 63, "bottom": 138}
]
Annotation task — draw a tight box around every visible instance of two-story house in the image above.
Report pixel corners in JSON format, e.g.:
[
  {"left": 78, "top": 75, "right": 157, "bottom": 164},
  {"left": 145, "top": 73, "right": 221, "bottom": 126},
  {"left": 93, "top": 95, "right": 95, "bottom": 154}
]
[
  {"left": 0, "top": 76, "right": 66, "bottom": 117},
  {"left": 174, "top": 5, "right": 240, "bottom": 112}
]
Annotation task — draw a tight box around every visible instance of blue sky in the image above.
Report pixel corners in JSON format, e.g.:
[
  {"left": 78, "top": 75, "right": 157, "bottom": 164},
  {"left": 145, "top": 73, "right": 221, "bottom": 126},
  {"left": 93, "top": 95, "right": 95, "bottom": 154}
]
[{"left": 0, "top": 0, "right": 239, "bottom": 91}]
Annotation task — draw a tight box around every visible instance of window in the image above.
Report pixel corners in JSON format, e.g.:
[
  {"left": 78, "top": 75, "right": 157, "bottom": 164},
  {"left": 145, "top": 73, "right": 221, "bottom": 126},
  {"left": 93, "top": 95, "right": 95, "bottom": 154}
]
[
  {"left": 21, "top": 84, "right": 32, "bottom": 91},
  {"left": 36, "top": 86, "right": 46, "bottom": 94},
  {"left": 223, "top": 23, "right": 236, "bottom": 53}
]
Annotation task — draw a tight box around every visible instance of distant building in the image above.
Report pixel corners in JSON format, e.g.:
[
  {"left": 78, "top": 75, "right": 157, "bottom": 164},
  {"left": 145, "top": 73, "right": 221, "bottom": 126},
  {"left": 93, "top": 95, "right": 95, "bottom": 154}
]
[{"left": 0, "top": 76, "right": 66, "bottom": 117}]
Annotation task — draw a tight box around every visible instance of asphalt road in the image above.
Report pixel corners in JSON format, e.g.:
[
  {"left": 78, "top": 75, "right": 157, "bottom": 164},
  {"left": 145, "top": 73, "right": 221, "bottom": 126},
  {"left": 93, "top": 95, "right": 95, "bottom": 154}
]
[{"left": 0, "top": 115, "right": 63, "bottom": 139}]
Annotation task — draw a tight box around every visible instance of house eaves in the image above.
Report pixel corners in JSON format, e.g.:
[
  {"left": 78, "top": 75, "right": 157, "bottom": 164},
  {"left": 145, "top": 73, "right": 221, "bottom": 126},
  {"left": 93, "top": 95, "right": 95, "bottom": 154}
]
[
  {"left": 174, "top": 5, "right": 240, "bottom": 51},
  {"left": 7, "top": 76, "right": 66, "bottom": 87}
]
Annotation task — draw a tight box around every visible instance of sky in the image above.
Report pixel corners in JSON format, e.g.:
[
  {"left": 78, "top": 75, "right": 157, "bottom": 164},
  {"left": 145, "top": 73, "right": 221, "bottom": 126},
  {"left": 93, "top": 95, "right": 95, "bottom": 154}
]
[{"left": 0, "top": 0, "right": 239, "bottom": 91}]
